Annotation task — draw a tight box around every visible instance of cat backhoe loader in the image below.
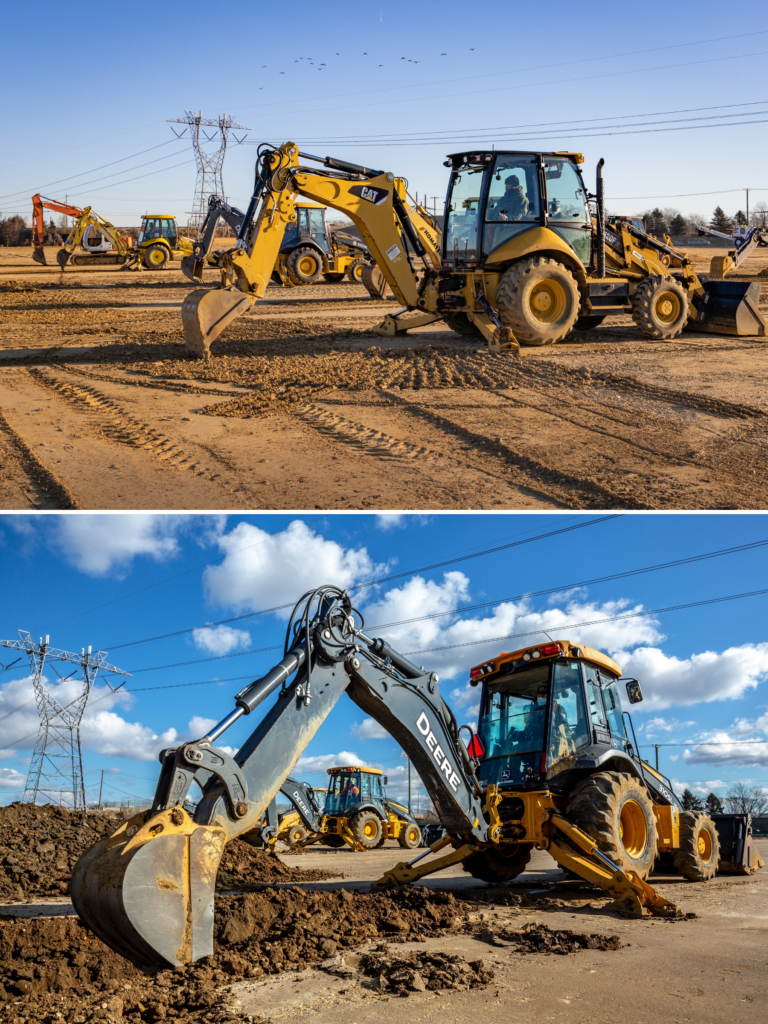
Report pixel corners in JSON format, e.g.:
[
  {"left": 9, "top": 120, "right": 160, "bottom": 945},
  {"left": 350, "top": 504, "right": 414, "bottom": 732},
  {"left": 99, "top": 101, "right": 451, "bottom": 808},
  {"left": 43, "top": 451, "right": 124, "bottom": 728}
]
[
  {"left": 178, "top": 143, "right": 767, "bottom": 359},
  {"left": 70, "top": 587, "right": 761, "bottom": 973}
]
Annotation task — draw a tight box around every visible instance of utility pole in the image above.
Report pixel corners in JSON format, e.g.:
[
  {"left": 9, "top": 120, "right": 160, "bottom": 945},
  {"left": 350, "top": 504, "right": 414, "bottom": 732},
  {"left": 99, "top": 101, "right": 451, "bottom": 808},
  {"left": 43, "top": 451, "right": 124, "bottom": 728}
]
[
  {"left": 431, "top": 196, "right": 440, "bottom": 219},
  {"left": 407, "top": 757, "right": 412, "bottom": 814},
  {"left": 97, "top": 769, "right": 105, "bottom": 812},
  {"left": 745, "top": 189, "right": 750, "bottom": 225},
  {"left": 654, "top": 745, "right": 660, "bottom": 771}
]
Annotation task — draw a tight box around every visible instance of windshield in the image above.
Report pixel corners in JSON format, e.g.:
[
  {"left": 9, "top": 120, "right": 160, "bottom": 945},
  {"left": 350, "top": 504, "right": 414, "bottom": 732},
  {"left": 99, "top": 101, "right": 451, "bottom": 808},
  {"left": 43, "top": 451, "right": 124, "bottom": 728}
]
[
  {"left": 444, "top": 164, "right": 485, "bottom": 264},
  {"left": 323, "top": 771, "right": 361, "bottom": 814},
  {"left": 482, "top": 154, "right": 540, "bottom": 258},
  {"left": 477, "top": 662, "right": 549, "bottom": 785}
]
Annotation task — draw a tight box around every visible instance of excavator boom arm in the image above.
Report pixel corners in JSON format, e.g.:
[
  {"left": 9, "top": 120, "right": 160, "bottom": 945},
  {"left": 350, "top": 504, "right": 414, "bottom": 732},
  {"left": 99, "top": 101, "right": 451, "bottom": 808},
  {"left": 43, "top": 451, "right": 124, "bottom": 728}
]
[{"left": 70, "top": 587, "right": 485, "bottom": 970}]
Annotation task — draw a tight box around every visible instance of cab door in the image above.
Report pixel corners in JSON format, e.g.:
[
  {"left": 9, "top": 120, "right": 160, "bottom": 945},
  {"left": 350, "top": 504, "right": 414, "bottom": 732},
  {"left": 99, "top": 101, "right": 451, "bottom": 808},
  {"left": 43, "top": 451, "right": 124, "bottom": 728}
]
[
  {"left": 543, "top": 159, "right": 592, "bottom": 265},
  {"left": 583, "top": 662, "right": 611, "bottom": 744}
]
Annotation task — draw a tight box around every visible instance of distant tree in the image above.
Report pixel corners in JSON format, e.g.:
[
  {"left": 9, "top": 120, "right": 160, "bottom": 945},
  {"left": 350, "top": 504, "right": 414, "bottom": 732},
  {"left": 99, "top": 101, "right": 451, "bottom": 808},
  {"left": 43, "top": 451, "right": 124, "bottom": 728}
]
[
  {"left": 681, "top": 788, "right": 704, "bottom": 810},
  {"left": 705, "top": 792, "right": 724, "bottom": 815},
  {"left": 669, "top": 213, "right": 688, "bottom": 236},
  {"left": 725, "top": 781, "right": 768, "bottom": 816},
  {"left": 710, "top": 206, "right": 733, "bottom": 233},
  {"left": 751, "top": 201, "right": 768, "bottom": 229},
  {"left": 645, "top": 207, "right": 668, "bottom": 236},
  {"left": 733, "top": 210, "right": 747, "bottom": 226},
  {"left": 0, "top": 215, "right": 26, "bottom": 246}
]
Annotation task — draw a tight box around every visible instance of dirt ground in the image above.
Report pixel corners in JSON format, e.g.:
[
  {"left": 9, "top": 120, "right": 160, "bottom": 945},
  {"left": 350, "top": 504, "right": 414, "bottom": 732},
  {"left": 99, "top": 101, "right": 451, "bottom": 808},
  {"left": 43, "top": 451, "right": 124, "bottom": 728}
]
[
  {"left": 1, "top": 243, "right": 767, "bottom": 511},
  {"left": 1, "top": 838, "right": 766, "bottom": 1024}
]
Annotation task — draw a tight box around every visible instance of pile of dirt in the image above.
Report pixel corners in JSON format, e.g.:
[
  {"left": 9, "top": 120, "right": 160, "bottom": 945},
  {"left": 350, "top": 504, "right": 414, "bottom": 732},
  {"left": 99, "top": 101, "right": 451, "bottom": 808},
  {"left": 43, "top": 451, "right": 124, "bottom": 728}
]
[
  {"left": 357, "top": 944, "right": 494, "bottom": 996},
  {"left": 217, "top": 840, "right": 336, "bottom": 886},
  {"left": 477, "top": 921, "right": 622, "bottom": 954},
  {"left": 0, "top": 803, "right": 124, "bottom": 900},
  {"left": 0, "top": 887, "right": 471, "bottom": 1022}
]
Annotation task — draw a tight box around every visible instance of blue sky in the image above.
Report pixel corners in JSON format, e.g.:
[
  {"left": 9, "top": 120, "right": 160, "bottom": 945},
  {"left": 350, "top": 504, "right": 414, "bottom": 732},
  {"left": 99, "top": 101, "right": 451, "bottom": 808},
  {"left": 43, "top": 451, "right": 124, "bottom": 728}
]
[
  {"left": 1, "top": 511, "right": 767, "bottom": 809},
  {"left": 2, "top": 1, "right": 767, "bottom": 226}
]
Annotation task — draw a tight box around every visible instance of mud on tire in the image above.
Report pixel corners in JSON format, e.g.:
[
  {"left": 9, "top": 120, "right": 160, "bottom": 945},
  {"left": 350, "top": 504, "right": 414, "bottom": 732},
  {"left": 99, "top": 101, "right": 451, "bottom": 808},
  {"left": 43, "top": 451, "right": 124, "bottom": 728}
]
[
  {"left": 631, "top": 274, "right": 689, "bottom": 340},
  {"left": 461, "top": 844, "right": 531, "bottom": 883},
  {"left": 398, "top": 823, "right": 422, "bottom": 850},
  {"left": 673, "top": 811, "right": 720, "bottom": 881},
  {"left": 496, "top": 256, "right": 580, "bottom": 345},
  {"left": 286, "top": 824, "right": 308, "bottom": 849},
  {"left": 346, "top": 257, "right": 367, "bottom": 284},
  {"left": 444, "top": 313, "right": 484, "bottom": 339},
  {"left": 350, "top": 811, "right": 383, "bottom": 849},
  {"left": 567, "top": 771, "right": 658, "bottom": 879}
]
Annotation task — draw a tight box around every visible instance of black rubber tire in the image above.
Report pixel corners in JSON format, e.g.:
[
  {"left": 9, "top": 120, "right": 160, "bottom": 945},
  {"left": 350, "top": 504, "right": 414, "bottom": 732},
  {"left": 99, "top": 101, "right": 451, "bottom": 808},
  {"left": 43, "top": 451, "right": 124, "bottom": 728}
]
[
  {"left": 323, "top": 273, "right": 345, "bottom": 283},
  {"left": 573, "top": 315, "right": 607, "bottom": 331},
  {"left": 286, "top": 246, "right": 323, "bottom": 285},
  {"left": 496, "top": 256, "right": 580, "bottom": 345},
  {"left": 397, "top": 823, "right": 423, "bottom": 850},
  {"left": 567, "top": 771, "right": 658, "bottom": 879},
  {"left": 374, "top": 828, "right": 387, "bottom": 849},
  {"left": 143, "top": 244, "right": 169, "bottom": 270},
  {"left": 673, "top": 811, "right": 720, "bottom": 881},
  {"left": 346, "top": 257, "right": 367, "bottom": 283},
  {"left": 460, "top": 844, "right": 532, "bottom": 884},
  {"left": 323, "top": 834, "right": 347, "bottom": 849},
  {"left": 349, "top": 811, "right": 383, "bottom": 850},
  {"left": 631, "top": 275, "right": 689, "bottom": 340},
  {"left": 444, "top": 313, "right": 484, "bottom": 339}
]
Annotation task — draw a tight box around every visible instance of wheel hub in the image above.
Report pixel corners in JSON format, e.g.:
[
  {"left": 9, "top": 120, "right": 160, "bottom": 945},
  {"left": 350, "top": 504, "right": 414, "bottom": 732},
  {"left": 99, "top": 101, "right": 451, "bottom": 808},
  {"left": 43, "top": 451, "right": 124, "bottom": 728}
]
[
  {"left": 655, "top": 291, "right": 680, "bottom": 324},
  {"left": 619, "top": 799, "right": 648, "bottom": 858},
  {"left": 529, "top": 280, "right": 567, "bottom": 324}
]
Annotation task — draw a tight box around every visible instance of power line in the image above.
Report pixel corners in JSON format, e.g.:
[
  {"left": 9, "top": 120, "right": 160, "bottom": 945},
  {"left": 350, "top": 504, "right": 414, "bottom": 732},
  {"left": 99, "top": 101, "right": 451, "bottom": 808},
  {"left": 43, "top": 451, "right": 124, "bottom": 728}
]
[{"left": 108, "top": 515, "right": 620, "bottom": 654}]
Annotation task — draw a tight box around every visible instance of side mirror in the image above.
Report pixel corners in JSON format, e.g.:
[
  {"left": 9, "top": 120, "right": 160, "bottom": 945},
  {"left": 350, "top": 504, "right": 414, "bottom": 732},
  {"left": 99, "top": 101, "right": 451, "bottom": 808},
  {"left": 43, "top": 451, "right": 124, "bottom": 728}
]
[
  {"left": 624, "top": 678, "right": 643, "bottom": 704},
  {"left": 382, "top": 776, "right": 388, "bottom": 786}
]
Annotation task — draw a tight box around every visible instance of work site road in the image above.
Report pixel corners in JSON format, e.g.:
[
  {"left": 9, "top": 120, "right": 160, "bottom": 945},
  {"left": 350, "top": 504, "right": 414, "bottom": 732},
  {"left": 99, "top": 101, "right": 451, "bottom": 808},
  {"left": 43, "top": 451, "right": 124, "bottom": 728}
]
[
  {"left": 7, "top": 840, "right": 768, "bottom": 1024},
  {"left": 1, "top": 246, "right": 767, "bottom": 510}
]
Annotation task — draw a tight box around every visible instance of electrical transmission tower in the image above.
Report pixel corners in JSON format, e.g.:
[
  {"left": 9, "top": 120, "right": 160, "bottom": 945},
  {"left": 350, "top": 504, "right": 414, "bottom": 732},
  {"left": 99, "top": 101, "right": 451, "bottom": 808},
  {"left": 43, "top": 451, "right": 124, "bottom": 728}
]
[
  {"left": 168, "top": 111, "right": 249, "bottom": 232},
  {"left": 0, "top": 632, "right": 130, "bottom": 810}
]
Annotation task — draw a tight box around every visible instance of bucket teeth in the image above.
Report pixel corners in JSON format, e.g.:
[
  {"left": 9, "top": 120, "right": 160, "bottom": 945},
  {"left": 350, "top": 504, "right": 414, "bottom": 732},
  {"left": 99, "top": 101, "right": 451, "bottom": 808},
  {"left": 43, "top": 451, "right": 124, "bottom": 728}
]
[{"left": 181, "top": 287, "right": 253, "bottom": 359}]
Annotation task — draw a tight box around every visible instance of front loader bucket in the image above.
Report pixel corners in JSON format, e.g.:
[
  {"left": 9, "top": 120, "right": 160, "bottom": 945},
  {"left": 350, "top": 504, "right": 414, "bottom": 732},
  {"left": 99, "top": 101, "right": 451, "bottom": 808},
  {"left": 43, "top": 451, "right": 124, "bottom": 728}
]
[
  {"left": 31, "top": 247, "right": 47, "bottom": 266},
  {"left": 694, "top": 280, "right": 767, "bottom": 337},
  {"left": 56, "top": 249, "right": 72, "bottom": 270},
  {"left": 712, "top": 814, "right": 766, "bottom": 875},
  {"left": 181, "top": 287, "right": 253, "bottom": 359},
  {"left": 70, "top": 809, "right": 226, "bottom": 972}
]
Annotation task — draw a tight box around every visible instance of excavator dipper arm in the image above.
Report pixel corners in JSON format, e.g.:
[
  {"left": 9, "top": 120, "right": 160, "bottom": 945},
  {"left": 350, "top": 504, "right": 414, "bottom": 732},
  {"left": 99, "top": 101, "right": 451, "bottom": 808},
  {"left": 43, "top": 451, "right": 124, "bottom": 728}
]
[
  {"left": 181, "top": 196, "right": 246, "bottom": 284},
  {"left": 55, "top": 208, "right": 132, "bottom": 270},
  {"left": 181, "top": 142, "right": 442, "bottom": 358},
  {"left": 70, "top": 587, "right": 487, "bottom": 971},
  {"left": 31, "top": 194, "right": 84, "bottom": 265}
]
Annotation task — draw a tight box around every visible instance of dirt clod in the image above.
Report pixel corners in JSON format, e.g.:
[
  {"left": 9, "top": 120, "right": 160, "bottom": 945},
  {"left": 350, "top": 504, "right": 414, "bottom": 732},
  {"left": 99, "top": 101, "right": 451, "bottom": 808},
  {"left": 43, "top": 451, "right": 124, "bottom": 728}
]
[
  {"left": 477, "top": 921, "right": 622, "bottom": 954},
  {"left": 357, "top": 946, "right": 495, "bottom": 996}
]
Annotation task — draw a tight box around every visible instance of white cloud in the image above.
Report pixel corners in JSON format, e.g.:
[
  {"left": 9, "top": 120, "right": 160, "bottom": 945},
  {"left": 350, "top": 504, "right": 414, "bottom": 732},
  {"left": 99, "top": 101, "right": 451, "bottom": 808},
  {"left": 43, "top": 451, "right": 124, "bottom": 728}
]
[
  {"left": 682, "top": 730, "right": 768, "bottom": 768},
  {"left": 376, "top": 514, "right": 405, "bottom": 531},
  {"left": 204, "top": 520, "right": 386, "bottom": 614},
  {"left": 642, "top": 716, "right": 697, "bottom": 738},
  {"left": 617, "top": 643, "right": 768, "bottom": 711},
  {"left": 50, "top": 514, "right": 189, "bottom": 576},
  {"left": 0, "top": 768, "right": 26, "bottom": 790},
  {"left": 349, "top": 718, "right": 391, "bottom": 740},
  {"left": 294, "top": 750, "right": 369, "bottom": 776},
  {"left": 192, "top": 624, "right": 251, "bottom": 656}
]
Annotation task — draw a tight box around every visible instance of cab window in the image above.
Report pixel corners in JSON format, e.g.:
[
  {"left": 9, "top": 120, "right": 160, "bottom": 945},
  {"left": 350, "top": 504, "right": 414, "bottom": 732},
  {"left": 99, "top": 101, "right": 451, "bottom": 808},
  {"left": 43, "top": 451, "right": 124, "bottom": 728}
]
[
  {"left": 308, "top": 208, "right": 329, "bottom": 251},
  {"left": 543, "top": 160, "right": 589, "bottom": 222},
  {"left": 584, "top": 663, "right": 608, "bottom": 729},
  {"left": 547, "top": 660, "right": 589, "bottom": 765},
  {"left": 161, "top": 219, "right": 177, "bottom": 241},
  {"left": 483, "top": 154, "right": 539, "bottom": 257},
  {"left": 360, "top": 772, "right": 371, "bottom": 801},
  {"left": 444, "top": 165, "right": 484, "bottom": 263},
  {"left": 142, "top": 218, "right": 162, "bottom": 241},
  {"left": 600, "top": 676, "right": 628, "bottom": 745}
]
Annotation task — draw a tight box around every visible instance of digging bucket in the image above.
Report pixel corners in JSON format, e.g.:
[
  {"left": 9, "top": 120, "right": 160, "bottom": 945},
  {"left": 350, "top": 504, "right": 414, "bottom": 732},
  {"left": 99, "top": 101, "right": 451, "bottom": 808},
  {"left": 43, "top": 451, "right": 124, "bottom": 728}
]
[
  {"left": 181, "top": 254, "right": 205, "bottom": 283},
  {"left": 56, "top": 249, "right": 71, "bottom": 270},
  {"left": 70, "top": 808, "right": 226, "bottom": 972},
  {"left": 31, "top": 248, "right": 47, "bottom": 266},
  {"left": 712, "top": 814, "right": 765, "bottom": 875},
  {"left": 694, "top": 280, "right": 767, "bottom": 337},
  {"left": 181, "top": 287, "right": 253, "bottom": 359}
]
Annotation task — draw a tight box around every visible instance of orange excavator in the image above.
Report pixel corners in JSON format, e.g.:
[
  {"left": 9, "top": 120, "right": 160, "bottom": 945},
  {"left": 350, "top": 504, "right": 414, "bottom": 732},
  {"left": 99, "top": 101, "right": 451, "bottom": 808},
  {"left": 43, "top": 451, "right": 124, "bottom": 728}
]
[{"left": 31, "top": 193, "right": 133, "bottom": 267}]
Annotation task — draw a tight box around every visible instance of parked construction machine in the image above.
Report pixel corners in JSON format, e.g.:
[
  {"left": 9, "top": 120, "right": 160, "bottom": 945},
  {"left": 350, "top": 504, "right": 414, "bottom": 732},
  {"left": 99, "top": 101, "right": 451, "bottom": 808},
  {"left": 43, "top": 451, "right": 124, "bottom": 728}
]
[
  {"left": 252, "top": 766, "right": 420, "bottom": 850},
  {"left": 177, "top": 143, "right": 767, "bottom": 359},
  {"left": 31, "top": 194, "right": 133, "bottom": 267},
  {"left": 694, "top": 224, "right": 768, "bottom": 279},
  {"left": 70, "top": 586, "right": 762, "bottom": 972}
]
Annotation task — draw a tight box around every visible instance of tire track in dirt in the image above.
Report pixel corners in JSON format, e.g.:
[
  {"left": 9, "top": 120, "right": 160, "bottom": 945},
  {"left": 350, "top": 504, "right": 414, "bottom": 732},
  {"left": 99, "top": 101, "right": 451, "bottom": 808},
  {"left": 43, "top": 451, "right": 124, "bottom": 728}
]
[
  {"left": 292, "top": 401, "right": 606, "bottom": 510},
  {"left": 0, "top": 408, "right": 81, "bottom": 509},
  {"left": 60, "top": 364, "right": 252, "bottom": 400},
  {"left": 25, "top": 368, "right": 245, "bottom": 494}
]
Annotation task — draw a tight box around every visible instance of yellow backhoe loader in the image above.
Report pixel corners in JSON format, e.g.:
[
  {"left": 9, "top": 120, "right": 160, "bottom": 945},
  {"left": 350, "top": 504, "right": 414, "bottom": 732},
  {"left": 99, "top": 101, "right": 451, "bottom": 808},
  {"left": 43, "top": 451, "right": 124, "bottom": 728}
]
[
  {"left": 178, "top": 143, "right": 766, "bottom": 359},
  {"left": 69, "top": 587, "right": 761, "bottom": 972},
  {"left": 273, "top": 202, "right": 374, "bottom": 286},
  {"left": 57, "top": 210, "right": 193, "bottom": 271}
]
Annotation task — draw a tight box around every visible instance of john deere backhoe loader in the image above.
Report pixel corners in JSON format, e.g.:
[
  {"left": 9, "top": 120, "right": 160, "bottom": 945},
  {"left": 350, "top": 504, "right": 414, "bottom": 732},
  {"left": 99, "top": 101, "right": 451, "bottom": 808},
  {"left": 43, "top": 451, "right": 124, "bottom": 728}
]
[
  {"left": 177, "top": 143, "right": 766, "bottom": 359},
  {"left": 70, "top": 587, "right": 761, "bottom": 973}
]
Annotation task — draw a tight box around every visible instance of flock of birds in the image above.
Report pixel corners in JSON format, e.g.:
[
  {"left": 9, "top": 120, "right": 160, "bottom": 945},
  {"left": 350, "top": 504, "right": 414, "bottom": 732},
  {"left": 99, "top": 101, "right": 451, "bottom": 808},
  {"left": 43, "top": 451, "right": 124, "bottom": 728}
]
[{"left": 255, "top": 48, "right": 476, "bottom": 80}]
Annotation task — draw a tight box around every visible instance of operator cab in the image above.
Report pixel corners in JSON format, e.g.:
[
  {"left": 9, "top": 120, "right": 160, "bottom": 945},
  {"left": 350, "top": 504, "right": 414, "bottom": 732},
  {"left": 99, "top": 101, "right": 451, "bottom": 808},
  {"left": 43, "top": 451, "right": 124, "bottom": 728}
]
[
  {"left": 82, "top": 225, "right": 114, "bottom": 253},
  {"left": 442, "top": 150, "right": 591, "bottom": 269},
  {"left": 470, "top": 640, "right": 634, "bottom": 789},
  {"left": 137, "top": 215, "right": 178, "bottom": 248},
  {"left": 281, "top": 202, "right": 330, "bottom": 254},
  {"left": 323, "top": 765, "right": 386, "bottom": 816}
]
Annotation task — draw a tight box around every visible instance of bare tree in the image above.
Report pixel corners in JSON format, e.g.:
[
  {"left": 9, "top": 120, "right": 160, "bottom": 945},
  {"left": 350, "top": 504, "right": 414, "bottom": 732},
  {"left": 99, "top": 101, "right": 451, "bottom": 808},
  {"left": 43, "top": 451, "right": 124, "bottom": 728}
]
[
  {"left": 751, "top": 201, "right": 768, "bottom": 229},
  {"left": 724, "top": 781, "right": 768, "bottom": 816}
]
